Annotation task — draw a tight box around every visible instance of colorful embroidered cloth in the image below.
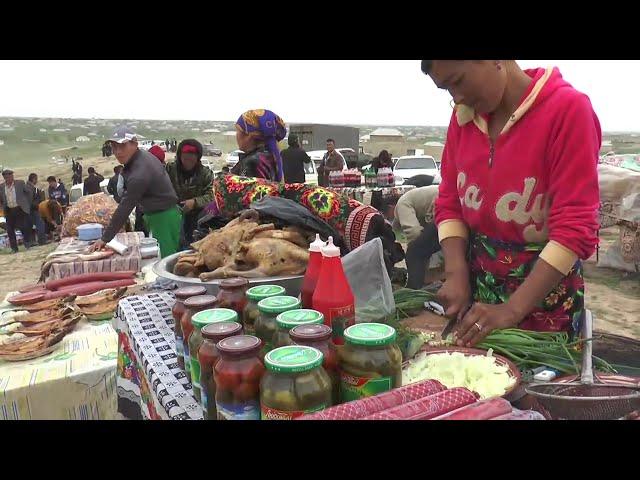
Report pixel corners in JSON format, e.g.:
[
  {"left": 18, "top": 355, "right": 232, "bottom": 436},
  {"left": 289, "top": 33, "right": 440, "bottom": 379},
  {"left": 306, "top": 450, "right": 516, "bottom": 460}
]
[{"left": 207, "top": 175, "right": 382, "bottom": 252}]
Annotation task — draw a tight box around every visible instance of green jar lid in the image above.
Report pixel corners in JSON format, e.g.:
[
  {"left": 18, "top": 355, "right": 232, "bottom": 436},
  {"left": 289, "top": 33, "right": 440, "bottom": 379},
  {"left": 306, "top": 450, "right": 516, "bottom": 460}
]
[
  {"left": 192, "top": 308, "right": 238, "bottom": 329},
  {"left": 257, "top": 296, "right": 301, "bottom": 314},
  {"left": 276, "top": 309, "right": 324, "bottom": 330},
  {"left": 264, "top": 346, "right": 323, "bottom": 373},
  {"left": 344, "top": 323, "right": 396, "bottom": 346},
  {"left": 246, "top": 285, "right": 286, "bottom": 301}
]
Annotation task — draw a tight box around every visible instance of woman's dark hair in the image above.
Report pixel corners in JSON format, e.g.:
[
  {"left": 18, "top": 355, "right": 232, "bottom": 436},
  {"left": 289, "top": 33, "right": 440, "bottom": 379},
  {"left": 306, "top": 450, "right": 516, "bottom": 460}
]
[
  {"left": 88, "top": 167, "right": 96, "bottom": 174},
  {"left": 47, "top": 175, "right": 56, "bottom": 182},
  {"left": 114, "top": 165, "right": 123, "bottom": 174},
  {"left": 378, "top": 150, "right": 391, "bottom": 165},
  {"left": 326, "top": 138, "right": 335, "bottom": 144},
  {"left": 28, "top": 173, "right": 38, "bottom": 182},
  {"left": 421, "top": 60, "right": 433, "bottom": 75}
]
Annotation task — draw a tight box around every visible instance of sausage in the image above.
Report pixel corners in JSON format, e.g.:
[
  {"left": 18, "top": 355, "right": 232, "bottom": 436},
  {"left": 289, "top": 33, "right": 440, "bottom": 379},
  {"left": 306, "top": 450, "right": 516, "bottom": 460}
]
[{"left": 45, "top": 271, "right": 137, "bottom": 290}]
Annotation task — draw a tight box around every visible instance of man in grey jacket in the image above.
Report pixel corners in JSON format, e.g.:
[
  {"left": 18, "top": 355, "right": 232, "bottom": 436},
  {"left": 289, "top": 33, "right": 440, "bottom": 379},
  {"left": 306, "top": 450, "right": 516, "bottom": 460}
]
[
  {"left": 0, "top": 169, "right": 33, "bottom": 253},
  {"left": 90, "top": 127, "right": 180, "bottom": 258},
  {"left": 393, "top": 185, "right": 440, "bottom": 289}
]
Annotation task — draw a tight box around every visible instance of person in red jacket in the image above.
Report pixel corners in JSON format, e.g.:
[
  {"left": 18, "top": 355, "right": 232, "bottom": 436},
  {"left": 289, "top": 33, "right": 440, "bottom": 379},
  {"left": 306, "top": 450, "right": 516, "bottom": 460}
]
[{"left": 420, "top": 60, "right": 601, "bottom": 346}]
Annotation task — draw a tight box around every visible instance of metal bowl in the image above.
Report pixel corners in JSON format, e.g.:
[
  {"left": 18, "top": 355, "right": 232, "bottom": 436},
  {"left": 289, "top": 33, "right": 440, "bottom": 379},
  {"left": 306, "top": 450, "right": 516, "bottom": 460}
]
[{"left": 152, "top": 251, "right": 304, "bottom": 297}]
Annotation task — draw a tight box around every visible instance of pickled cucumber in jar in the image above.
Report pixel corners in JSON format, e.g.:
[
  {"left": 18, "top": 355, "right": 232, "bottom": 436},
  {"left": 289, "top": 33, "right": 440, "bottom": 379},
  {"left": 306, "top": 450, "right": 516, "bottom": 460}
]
[
  {"left": 272, "top": 309, "right": 324, "bottom": 349},
  {"left": 339, "top": 323, "right": 402, "bottom": 401},
  {"left": 243, "top": 285, "right": 285, "bottom": 335},
  {"left": 254, "top": 296, "right": 300, "bottom": 355},
  {"left": 260, "top": 346, "right": 331, "bottom": 420}
]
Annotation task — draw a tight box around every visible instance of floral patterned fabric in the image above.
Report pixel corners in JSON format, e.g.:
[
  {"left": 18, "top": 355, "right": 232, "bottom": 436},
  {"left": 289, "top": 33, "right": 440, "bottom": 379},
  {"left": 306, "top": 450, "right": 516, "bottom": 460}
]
[
  {"left": 469, "top": 234, "right": 584, "bottom": 336},
  {"left": 206, "top": 175, "right": 382, "bottom": 251}
]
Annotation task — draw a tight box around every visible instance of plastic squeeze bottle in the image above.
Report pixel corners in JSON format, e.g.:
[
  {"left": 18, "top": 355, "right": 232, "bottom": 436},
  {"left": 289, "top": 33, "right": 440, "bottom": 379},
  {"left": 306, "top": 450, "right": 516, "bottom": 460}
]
[
  {"left": 301, "top": 234, "right": 325, "bottom": 309},
  {"left": 312, "top": 236, "right": 355, "bottom": 345}
]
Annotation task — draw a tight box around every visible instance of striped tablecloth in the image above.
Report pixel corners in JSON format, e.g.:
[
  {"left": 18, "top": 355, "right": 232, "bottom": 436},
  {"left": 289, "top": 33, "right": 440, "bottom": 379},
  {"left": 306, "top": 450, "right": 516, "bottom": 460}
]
[
  {"left": 48, "top": 232, "right": 144, "bottom": 281},
  {"left": 0, "top": 310, "right": 118, "bottom": 420},
  {"left": 115, "top": 292, "right": 203, "bottom": 420}
]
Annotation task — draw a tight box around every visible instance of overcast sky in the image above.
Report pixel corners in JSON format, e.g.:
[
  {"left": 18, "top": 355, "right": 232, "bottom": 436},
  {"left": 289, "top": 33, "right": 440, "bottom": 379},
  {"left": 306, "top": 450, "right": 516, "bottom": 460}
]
[{"left": 0, "top": 60, "right": 637, "bottom": 132}]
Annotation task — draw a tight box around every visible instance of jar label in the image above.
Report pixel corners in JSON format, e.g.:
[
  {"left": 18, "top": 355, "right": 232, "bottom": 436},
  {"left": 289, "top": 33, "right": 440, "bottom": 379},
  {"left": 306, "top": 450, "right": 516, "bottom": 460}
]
[
  {"left": 340, "top": 371, "right": 392, "bottom": 401},
  {"left": 261, "top": 404, "right": 327, "bottom": 420},
  {"left": 201, "top": 390, "right": 208, "bottom": 419},
  {"left": 190, "top": 358, "right": 201, "bottom": 390},
  {"left": 175, "top": 335, "right": 184, "bottom": 357},
  {"left": 216, "top": 400, "right": 260, "bottom": 420},
  {"left": 328, "top": 305, "right": 355, "bottom": 345},
  {"left": 183, "top": 341, "right": 191, "bottom": 375}
]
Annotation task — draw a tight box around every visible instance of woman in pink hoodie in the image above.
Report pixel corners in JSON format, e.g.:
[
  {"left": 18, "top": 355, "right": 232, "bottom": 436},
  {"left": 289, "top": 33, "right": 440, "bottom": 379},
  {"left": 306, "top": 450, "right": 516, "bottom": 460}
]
[{"left": 421, "top": 60, "right": 601, "bottom": 346}]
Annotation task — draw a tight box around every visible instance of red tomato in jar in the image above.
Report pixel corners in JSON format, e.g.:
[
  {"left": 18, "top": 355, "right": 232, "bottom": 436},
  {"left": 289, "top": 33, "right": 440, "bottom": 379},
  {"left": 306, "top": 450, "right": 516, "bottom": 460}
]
[
  {"left": 243, "top": 362, "right": 265, "bottom": 383},
  {"left": 233, "top": 381, "right": 259, "bottom": 401},
  {"left": 215, "top": 370, "right": 242, "bottom": 391},
  {"left": 323, "top": 351, "right": 339, "bottom": 372}
]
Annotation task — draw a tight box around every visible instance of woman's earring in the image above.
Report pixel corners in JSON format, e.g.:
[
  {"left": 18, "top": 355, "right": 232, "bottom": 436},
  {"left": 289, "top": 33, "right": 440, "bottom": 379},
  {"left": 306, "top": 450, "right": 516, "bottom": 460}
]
[{"left": 496, "top": 61, "right": 502, "bottom": 70}]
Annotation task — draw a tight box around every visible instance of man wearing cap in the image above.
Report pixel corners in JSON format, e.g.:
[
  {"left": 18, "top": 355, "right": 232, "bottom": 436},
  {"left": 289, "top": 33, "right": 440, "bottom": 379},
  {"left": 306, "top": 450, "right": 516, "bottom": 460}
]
[
  {"left": 0, "top": 169, "right": 33, "bottom": 253},
  {"left": 166, "top": 139, "right": 214, "bottom": 246},
  {"left": 280, "top": 134, "right": 311, "bottom": 184},
  {"left": 89, "top": 126, "right": 180, "bottom": 258}
]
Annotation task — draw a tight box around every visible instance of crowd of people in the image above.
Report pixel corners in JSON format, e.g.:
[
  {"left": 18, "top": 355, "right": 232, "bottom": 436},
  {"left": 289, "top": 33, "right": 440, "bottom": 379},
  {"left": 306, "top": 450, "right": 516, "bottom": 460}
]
[{"left": 0, "top": 170, "right": 67, "bottom": 252}]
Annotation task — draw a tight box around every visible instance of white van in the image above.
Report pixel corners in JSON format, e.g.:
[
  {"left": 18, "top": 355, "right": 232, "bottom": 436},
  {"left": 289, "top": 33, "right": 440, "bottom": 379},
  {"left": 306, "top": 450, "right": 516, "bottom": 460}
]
[{"left": 69, "top": 179, "right": 110, "bottom": 204}]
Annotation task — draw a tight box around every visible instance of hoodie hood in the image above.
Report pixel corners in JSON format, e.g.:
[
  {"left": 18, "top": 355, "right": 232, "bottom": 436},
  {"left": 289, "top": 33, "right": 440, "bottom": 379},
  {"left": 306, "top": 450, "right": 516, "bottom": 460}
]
[
  {"left": 458, "top": 66, "right": 571, "bottom": 137},
  {"left": 176, "top": 139, "right": 203, "bottom": 175}
]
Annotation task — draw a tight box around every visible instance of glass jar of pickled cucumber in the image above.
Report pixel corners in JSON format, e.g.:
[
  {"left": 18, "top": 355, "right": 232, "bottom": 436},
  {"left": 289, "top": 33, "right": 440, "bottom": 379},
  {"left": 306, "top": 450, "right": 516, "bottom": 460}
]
[
  {"left": 260, "top": 346, "right": 332, "bottom": 420},
  {"left": 189, "top": 308, "right": 238, "bottom": 403},
  {"left": 339, "top": 323, "right": 402, "bottom": 402},
  {"left": 254, "top": 296, "right": 301, "bottom": 355},
  {"left": 242, "top": 285, "right": 286, "bottom": 336},
  {"left": 272, "top": 309, "right": 324, "bottom": 349},
  {"left": 290, "top": 323, "right": 340, "bottom": 405}
]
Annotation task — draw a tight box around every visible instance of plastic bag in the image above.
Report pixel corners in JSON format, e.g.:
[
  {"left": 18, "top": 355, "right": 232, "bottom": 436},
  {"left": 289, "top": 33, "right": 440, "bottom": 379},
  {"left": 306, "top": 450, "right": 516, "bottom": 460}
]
[
  {"left": 250, "top": 196, "right": 341, "bottom": 246},
  {"left": 342, "top": 238, "right": 395, "bottom": 322}
]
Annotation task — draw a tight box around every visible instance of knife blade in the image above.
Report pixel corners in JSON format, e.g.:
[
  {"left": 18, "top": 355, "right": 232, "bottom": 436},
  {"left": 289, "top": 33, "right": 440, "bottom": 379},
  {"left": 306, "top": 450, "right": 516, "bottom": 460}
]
[{"left": 440, "top": 303, "right": 473, "bottom": 339}]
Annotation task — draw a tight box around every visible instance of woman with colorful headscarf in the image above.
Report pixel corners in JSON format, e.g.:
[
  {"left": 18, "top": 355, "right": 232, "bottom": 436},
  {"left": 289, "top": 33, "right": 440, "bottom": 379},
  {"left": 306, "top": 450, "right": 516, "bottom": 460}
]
[{"left": 231, "top": 109, "right": 287, "bottom": 182}]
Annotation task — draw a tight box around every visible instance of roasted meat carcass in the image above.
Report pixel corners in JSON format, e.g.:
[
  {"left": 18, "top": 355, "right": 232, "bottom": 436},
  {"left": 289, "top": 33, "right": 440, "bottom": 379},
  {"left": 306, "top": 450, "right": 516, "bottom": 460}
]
[
  {"left": 200, "top": 237, "right": 309, "bottom": 280},
  {"left": 173, "top": 212, "right": 311, "bottom": 280}
]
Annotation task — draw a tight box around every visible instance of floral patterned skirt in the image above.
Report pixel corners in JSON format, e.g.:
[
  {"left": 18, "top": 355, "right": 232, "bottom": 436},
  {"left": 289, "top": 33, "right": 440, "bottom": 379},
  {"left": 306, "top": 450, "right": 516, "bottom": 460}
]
[{"left": 469, "top": 234, "right": 585, "bottom": 336}]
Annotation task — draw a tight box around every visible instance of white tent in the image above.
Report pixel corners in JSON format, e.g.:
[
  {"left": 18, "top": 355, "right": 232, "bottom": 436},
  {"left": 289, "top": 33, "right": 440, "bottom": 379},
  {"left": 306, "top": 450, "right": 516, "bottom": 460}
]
[
  {"left": 424, "top": 141, "right": 445, "bottom": 147},
  {"left": 75, "top": 136, "right": 90, "bottom": 142}
]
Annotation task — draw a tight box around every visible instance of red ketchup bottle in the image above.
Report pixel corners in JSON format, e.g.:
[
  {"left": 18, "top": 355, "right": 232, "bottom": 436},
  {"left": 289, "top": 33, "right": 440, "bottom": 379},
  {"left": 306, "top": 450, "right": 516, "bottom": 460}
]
[
  {"left": 301, "top": 234, "right": 325, "bottom": 309},
  {"left": 312, "top": 236, "right": 355, "bottom": 345}
]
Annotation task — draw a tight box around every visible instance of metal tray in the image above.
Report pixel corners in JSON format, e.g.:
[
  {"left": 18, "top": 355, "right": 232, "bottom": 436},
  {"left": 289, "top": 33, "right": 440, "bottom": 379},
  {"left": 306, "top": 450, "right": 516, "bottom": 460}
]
[{"left": 152, "top": 251, "right": 304, "bottom": 297}]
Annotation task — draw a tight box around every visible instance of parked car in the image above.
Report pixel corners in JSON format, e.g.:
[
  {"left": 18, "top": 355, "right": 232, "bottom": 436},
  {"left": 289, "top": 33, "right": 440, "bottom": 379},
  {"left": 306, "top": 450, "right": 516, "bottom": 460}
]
[
  {"left": 225, "top": 150, "right": 243, "bottom": 167},
  {"left": 307, "top": 149, "right": 350, "bottom": 171},
  {"left": 69, "top": 179, "right": 110, "bottom": 204},
  {"left": 304, "top": 160, "right": 318, "bottom": 185},
  {"left": 393, "top": 155, "right": 441, "bottom": 185},
  {"left": 203, "top": 144, "right": 222, "bottom": 157}
]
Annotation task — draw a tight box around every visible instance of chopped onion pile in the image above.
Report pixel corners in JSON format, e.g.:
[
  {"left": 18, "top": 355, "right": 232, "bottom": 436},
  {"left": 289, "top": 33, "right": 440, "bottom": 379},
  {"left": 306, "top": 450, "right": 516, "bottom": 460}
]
[{"left": 402, "top": 350, "right": 516, "bottom": 399}]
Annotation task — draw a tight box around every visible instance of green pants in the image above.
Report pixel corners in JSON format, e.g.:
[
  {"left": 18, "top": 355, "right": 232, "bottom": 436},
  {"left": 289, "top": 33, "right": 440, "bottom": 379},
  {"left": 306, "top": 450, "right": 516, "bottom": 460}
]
[{"left": 143, "top": 206, "right": 182, "bottom": 259}]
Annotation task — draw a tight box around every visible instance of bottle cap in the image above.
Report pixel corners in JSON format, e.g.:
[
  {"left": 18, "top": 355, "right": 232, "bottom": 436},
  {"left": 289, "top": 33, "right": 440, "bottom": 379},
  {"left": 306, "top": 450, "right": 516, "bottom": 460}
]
[
  {"left": 309, "top": 234, "right": 325, "bottom": 253},
  {"left": 321, "top": 236, "right": 340, "bottom": 258}
]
